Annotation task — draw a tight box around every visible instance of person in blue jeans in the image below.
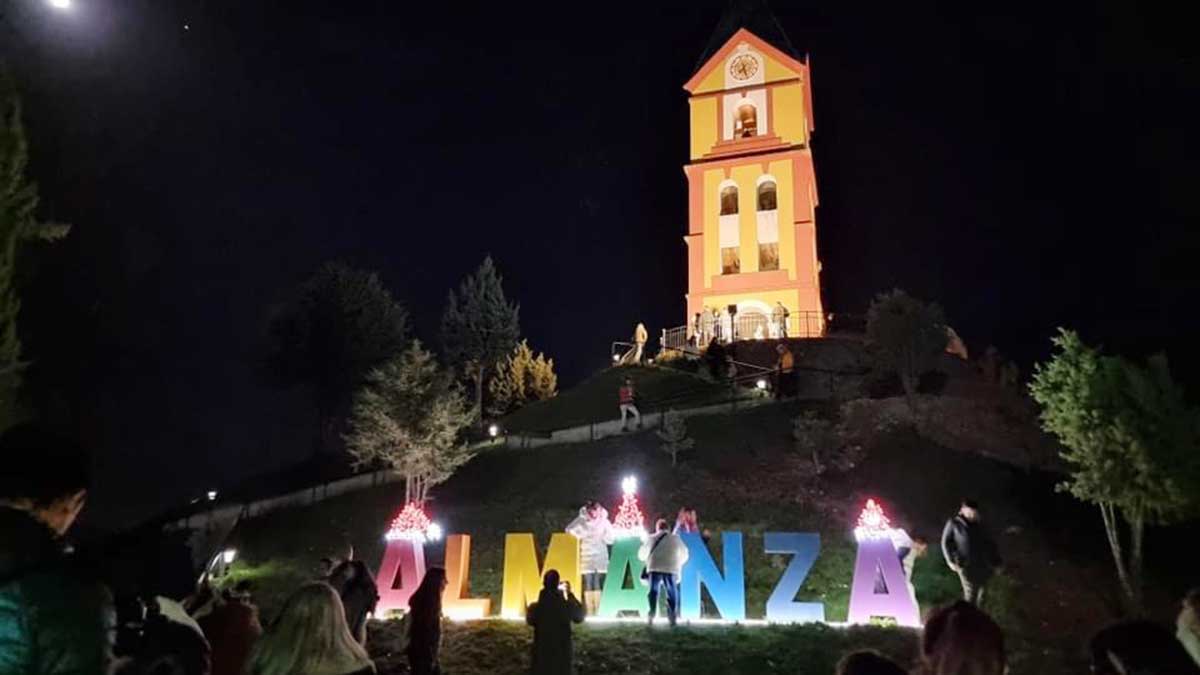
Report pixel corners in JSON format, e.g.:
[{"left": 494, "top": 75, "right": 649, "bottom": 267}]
[{"left": 638, "top": 518, "right": 689, "bottom": 626}]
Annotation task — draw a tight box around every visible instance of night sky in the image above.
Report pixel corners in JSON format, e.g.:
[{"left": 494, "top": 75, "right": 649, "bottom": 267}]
[{"left": 3, "top": 0, "right": 1198, "bottom": 529}]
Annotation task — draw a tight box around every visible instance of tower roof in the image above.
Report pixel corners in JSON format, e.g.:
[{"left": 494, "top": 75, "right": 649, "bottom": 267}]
[{"left": 695, "top": 0, "right": 800, "bottom": 70}]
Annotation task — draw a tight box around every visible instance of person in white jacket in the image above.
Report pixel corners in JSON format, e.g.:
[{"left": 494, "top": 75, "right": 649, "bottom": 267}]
[
  {"left": 565, "top": 501, "right": 615, "bottom": 615},
  {"left": 638, "top": 518, "right": 689, "bottom": 626}
]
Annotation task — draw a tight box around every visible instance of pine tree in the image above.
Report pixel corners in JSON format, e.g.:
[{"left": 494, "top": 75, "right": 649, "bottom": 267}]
[
  {"left": 656, "top": 409, "right": 694, "bottom": 467},
  {"left": 488, "top": 339, "right": 558, "bottom": 416},
  {"left": 0, "top": 78, "right": 70, "bottom": 428},
  {"left": 344, "top": 340, "right": 476, "bottom": 506},
  {"left": 265, "top": 261, "right": 409, "bottom": 454},
  {"left": 441, "top": 256, "right": 520, "bottom": 425}
]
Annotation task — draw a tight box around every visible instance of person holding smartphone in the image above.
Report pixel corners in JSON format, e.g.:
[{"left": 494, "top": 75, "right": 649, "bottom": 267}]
[{"left": 526, "top": 569, "right": 584, "bottom": 675}]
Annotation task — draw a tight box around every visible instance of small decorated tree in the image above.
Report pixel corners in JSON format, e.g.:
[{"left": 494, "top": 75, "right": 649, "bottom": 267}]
[
  {"left": 656, "top": 409, "right": 694, "bottom": 467},
  {"left": 612, "top": 476, "right": 646, "bottom": 539}
]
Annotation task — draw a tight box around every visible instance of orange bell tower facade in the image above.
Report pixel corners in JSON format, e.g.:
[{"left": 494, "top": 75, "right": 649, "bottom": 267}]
[{"left": 683, "top": 28, "right": 824, "bottom": 341}]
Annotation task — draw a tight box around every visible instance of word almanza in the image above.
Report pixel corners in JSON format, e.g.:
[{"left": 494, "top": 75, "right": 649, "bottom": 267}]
[{"left": 373, "top": 528, "right": 920, "bottom": 627}]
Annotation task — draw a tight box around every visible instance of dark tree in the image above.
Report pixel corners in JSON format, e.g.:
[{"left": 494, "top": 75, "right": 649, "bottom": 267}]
[
  {"left": 865, "top": 289, "right": 947, "bottom": 414},
  {"left": 266, "top": 261, "right": 409, "bottom": 454},
  {"left": 0, "top": 78, "right": 70, "bottom": 429},
  {"left": 440, "top": 256, "right": 520, "bottom": 425}
]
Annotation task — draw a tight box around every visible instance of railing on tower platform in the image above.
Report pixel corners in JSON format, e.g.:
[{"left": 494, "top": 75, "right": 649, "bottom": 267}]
[{"left": 662, "top": 310, "right": 827, "bottom": 353}]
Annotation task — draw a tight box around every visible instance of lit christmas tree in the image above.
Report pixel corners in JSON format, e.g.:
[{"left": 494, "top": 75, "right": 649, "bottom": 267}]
[
  {"left": 384, "top": 502, "right": 443, "bottom": 543},
  {"left": 853, "top": 498, "right": 892, "bottom": 542},
  {"left": 612, "top": 475, "right": 646, "bottom": 539}
]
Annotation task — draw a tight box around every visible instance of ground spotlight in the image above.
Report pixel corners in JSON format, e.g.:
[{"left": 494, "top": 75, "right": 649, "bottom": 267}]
[
  {"left": 756, "top": 378, "right": 768, "bottom": 390},
  {"left": 488, "top": 423, "right": 500, "bottom": 438},
  {"left": 222, "top": 548, "right": 237, "bottom": 565}
]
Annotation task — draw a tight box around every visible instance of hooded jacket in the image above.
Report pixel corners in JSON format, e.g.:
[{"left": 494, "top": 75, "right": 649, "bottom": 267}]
[
  {"left": 565, "top": 507, "right": 616, "bottom": 574},
  {"left": 0, "top": 507, "right": 115, "bottom": 675}
]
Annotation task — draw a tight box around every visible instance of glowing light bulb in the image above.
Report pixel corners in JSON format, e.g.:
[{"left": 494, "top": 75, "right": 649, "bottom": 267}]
[
  {"left": 222, "top": 548, "right": 237, "bottom": 564},
  {"left": 621, "top": 475, "right": 637, "bottom": 496},
  {"left": 756, "top": 378, "right": 768, "bottom": 390},
  {"left": 48, "top": 0, "right": 71, "bottom": 9},
  {"left": 207, "top": 490, "right": 218, "bottom": 501},
  {"left": 488, "top": 424, "right": 500, "bottom": 438},
  {"left": 426, "top": 523, "right": 443, "bottom": 542}
]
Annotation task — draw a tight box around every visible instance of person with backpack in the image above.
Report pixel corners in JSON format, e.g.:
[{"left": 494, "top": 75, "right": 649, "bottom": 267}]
[
  {"left": 638, "top": 518, "right": 689, "bottom": 626},
  {"left": 0, "top": 424, "right": 115, "bottom": 675}
]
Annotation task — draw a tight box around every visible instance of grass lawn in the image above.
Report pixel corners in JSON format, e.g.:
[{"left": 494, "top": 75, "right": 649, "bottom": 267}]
[
  {"left": 366, "top": 620, "right": 919, "bottom": 675},
  {"left": 223, "top": 398, "right": 1190, "bottom": 674},
  {"left": 499, "top": 364, "right": 740, "bottom": 433}
]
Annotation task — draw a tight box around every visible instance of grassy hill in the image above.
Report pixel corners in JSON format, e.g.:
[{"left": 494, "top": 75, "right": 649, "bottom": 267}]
[
  {"left": 499, "top": 364, "right": 742, "bottom": 433},
  {"left": 222, "top": 394, "right": 1193, "bottom": 674}
]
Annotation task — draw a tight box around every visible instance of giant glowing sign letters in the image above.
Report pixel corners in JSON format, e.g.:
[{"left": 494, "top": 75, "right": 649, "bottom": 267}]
[
  {"left": 500, "top": 533, "right": 581, "bottom": 618},
  {"left": 375, "top": 537, "right": 426, "bottom": 617},
  {"left": 597, "top": 538, "right": 651, "bottom": 617},
  {"left": 442, "top": 535, "right": 491, "bottom": 620},
  {"left": 679, "top": 532, "right": 745, "bottom": 621},
  {"left": 371, "top": 498, "right": 921, "bottom": 625},
  {"left": 764, "top": 532, "right": 825, "bottom": 623}
]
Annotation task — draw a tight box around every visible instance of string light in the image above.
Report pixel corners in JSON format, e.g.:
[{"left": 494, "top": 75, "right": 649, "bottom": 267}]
[
  {"left": 613, "top": 475, "right": 646, "bottom": 538},
  {"left": 385, "top": 502, "right": 439, "bottom": 543},
  {"left": 853, "top": 498, "right": 893, "bottom": 542}
]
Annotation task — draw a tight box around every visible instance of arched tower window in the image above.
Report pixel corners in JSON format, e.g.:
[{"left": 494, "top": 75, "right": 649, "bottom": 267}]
[
  {"left": 718, "top": 181, "right": 740, "bottom": 274},
  {"left": 757, "top": 181, "right": 777, "bottom": 211},
  {"left": 720, "top": 185, "right": 738, "bottom": 215},
  {"left": 735, "top": 101, "right": 758, "bottom": 138},
  {"left": 756, "top": 176, "right": 779, "bottom": 271}
]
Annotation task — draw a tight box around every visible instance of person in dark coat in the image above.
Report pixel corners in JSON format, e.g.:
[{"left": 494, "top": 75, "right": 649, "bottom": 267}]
[
  {"left": 328, "top": 560, "right": 379, "bottom": 645},
  {"left": 526, "top": 569, "right": 584, "bottom": 675},
  {"left": 0, "top": 424, "right": 115, "bottom": 675},
  {"left": 941, "top": 500, "right": 1002, "bottom": 606},
  {"left": 197, "top": 582, "right": 262, "bottom": 675},
  {"left": 405, "top": 568, "right": 447, "bottom": 675}
]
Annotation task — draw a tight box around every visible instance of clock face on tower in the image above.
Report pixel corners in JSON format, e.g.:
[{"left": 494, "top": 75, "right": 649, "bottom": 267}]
[{"left": 729, "top": 54, "right": 759, "bottom": 81}]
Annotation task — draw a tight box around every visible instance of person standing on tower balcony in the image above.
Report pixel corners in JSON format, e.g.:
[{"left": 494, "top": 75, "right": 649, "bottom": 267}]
[
  {"left": 618, "top": 378, "right": 641, "bottom": 431},
  {"left": 711, "top": 307, "right": 723, "bottom": 343},
  {"left": 773, "top": 302, "right": 790, "bottom": 339},
  {"left": 632, "top": 322, "right": 649, "bottom": 363}
]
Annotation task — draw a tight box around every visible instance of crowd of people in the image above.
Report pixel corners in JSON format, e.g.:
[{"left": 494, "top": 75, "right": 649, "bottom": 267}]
[{"left": 5, "top": 423, "right": 1200, "bottom": 674}]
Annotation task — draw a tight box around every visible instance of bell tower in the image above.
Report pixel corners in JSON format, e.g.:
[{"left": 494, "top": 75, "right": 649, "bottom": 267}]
[{"left": 682, "top": 18, "right": 824, "bottom": 342}]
